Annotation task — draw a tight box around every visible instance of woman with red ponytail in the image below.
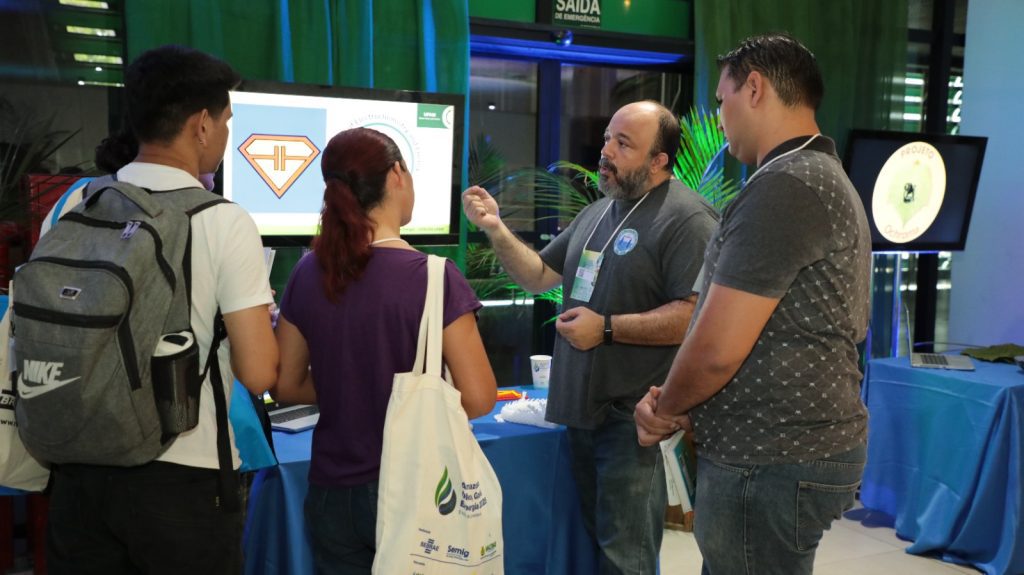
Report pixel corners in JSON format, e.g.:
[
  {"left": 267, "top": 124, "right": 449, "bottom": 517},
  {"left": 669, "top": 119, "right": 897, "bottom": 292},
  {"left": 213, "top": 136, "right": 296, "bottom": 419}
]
[{"left": 272, "top": 128, "right": 496, "bottom": 574}]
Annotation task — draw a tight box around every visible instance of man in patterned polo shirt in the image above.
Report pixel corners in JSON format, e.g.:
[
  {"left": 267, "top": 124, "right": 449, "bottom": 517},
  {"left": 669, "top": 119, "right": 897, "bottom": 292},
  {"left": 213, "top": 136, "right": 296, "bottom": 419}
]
[{"left": 634, "top": 34, "right": 872, "bottom": 574}]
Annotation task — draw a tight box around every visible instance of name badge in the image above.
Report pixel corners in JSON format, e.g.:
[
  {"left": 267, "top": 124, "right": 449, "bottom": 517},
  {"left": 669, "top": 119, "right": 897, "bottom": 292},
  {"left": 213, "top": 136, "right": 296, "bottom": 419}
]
[{"left": 570, "top": 249, "right": 603, "bottom": 303}]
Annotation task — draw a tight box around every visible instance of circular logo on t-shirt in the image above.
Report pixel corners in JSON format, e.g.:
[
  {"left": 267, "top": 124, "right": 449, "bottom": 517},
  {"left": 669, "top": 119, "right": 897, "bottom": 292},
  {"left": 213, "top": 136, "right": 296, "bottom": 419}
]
[
  {"left": 871, "top": 141, "right": 946, "bottom": 244},
  {"left": 613, "top": 229, "right": 639, "bottom": 255}
]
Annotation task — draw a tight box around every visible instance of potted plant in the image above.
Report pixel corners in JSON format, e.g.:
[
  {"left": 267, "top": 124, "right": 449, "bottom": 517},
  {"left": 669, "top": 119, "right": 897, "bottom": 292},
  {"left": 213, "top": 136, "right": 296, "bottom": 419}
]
[{"left": 0, "top": 95, "right": 80, "bottom": 287}]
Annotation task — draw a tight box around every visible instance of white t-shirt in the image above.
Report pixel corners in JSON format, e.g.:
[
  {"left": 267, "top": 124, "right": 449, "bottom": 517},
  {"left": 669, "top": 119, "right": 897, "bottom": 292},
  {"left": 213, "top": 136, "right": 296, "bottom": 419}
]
[{"left": 41, "top": 163, "right": 273, "bottom": 469}]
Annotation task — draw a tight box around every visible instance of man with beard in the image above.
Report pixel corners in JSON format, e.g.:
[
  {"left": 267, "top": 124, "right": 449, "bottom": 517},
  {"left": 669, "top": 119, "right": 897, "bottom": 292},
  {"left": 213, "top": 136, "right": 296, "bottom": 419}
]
[{"left": 462, "top": 100, "right": 718, "bottom": 574}]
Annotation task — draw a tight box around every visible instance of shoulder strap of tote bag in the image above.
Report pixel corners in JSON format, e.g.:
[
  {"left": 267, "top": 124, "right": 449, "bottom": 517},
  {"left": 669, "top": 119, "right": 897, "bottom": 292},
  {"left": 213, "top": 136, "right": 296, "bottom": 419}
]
[{"left": 411, "top": 255, "right": 446, "bottom": 378}]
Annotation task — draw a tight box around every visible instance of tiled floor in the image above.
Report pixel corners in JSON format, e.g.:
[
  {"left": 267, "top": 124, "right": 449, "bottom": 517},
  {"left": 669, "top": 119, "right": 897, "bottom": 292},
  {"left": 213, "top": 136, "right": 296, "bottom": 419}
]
[{"left": 659, "top": 504, "right": 983, "bottom": 574}]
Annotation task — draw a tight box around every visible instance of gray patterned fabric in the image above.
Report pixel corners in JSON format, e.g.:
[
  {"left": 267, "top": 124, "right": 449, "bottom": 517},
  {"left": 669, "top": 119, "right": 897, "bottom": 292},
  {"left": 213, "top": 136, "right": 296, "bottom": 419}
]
[{"left": 691, "top": 136, "right": 871, "bottom": 465}]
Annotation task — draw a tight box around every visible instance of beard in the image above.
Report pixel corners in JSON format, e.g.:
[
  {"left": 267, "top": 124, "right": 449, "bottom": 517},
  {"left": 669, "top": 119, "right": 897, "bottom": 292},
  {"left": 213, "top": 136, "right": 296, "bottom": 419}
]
[{"left": 598, "top": 158, "right": 649, "bottom": 200}]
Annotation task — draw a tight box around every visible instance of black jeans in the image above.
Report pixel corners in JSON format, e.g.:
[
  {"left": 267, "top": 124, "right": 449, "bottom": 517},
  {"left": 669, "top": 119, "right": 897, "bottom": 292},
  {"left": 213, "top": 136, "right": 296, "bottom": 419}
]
[{"left": 47, "top": 461, "right": 242, "bottom": 575}]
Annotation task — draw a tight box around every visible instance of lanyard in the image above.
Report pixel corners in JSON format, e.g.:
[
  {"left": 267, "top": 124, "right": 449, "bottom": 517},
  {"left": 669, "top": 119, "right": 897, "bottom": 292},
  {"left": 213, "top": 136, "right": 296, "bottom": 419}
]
[
  {"left": 746, "top": 134, "right": 821, "bottom": 186},
  {"left": 581, "top": 190, "right": 652, "bottom": 257}
]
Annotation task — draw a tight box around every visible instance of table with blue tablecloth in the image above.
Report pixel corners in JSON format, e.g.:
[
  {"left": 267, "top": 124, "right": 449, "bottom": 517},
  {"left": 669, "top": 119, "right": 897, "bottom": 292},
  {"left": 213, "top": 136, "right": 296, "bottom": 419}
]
[
  {"left": 860, "top": 357, "right": 1024, "bottom": 575},
  {"left": 242, "top": 387, "right": 598, "bottom": 574}
]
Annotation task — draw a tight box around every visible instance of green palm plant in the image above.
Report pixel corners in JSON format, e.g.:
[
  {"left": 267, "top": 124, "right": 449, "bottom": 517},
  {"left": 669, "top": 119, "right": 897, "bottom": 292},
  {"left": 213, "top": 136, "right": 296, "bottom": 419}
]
[
  {"left": 535, "top": 161, "right": 601, "bottom": 223},
  {"left": 467, "top": 133, "right": 505, "bottom": 193},
  {"left": 466, "top": 160, "right": 597, "bottom": 319},
  {"left": 674, "top": 106, "right": 739, "bottom": 211},
  {"left": 464, "top": 135, "right": 529, "bottom": 303}
]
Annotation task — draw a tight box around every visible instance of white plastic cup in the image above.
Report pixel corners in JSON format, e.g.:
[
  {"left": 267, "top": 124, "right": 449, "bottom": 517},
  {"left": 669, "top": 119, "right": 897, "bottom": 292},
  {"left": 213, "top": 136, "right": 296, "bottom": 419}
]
[{"left": 530, "top": 355, "right": 552, "bottom": 388}]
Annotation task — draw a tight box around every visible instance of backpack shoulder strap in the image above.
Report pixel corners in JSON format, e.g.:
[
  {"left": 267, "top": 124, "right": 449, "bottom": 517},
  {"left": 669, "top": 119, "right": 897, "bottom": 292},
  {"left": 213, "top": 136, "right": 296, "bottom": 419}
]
[
  {"left": 146, "top": 185, "right": 228, "bottom": 214},
  {"left": 82, "top": 174, "right": 114, "bottom": 197},
  {"left": 179, "top": 195, "right": 241, "bottom": 513},
  {"left": 203, "top": 309, "right": 239, "bottom": 512},
  {"left": 187, "top": 196, "right": 231, "bottom": 216},
  {"left": 176, "top": 192, "right": 230, "bottom": 310}
]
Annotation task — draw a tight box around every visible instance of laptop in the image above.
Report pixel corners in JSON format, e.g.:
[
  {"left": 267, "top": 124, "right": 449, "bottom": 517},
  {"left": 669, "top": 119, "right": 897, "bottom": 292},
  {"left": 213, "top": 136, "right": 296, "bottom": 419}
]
[
  {"left": 268, "top": 404, "right": 320, "bottom": 433},
  {"left": 904, "top": 308, "right": 975, "bottom": 371},
  {"left": 910, "top": 352, "right": 975, "bottom": 371}
]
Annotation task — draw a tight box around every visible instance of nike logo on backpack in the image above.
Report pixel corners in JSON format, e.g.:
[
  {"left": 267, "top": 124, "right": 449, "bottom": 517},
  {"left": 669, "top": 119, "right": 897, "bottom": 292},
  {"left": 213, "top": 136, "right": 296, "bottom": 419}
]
[{"left": 18, "top": 360, "right": 81, "bottom": 398}]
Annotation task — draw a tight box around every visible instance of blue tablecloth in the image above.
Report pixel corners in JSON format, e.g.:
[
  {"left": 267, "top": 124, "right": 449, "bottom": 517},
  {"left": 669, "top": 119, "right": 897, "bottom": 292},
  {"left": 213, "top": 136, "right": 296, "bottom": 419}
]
[
  {"left": 242, "top": 387, "right": 598, "bottom": 574},
  {"left": 860, "top": 357, "right": 1024, "bottom": 575}
]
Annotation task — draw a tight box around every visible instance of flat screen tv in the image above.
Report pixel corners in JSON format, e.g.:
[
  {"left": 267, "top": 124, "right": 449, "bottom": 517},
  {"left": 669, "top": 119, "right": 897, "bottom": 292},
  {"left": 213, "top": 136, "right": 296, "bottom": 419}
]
[
  {"left": 222, "top": 80, "right": 464, "bottom": 245},
  {"left": 844, "top": 129, "right": 987, "bottom": 252}
]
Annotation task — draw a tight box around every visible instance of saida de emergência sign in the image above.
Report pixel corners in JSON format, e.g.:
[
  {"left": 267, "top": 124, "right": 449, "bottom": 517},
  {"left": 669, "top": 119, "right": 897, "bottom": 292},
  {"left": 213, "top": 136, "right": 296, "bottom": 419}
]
[{"left": 553, "top": 0, "right": 601, "bottom": 28}]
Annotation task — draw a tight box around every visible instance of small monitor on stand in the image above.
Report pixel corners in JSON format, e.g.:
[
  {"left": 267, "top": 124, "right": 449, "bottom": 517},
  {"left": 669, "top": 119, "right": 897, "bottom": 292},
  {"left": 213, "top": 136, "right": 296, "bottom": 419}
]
[
  {"left": 846, "top": 130, "right": 988, "bottom": 360},
  {"left": 845, "top": 130, "right": 988, "bottom": 253}
]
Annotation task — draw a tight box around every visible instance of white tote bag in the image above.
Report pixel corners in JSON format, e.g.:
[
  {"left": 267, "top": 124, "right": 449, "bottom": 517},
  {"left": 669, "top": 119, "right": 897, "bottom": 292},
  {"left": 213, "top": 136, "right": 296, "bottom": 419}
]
[
  {"left": 0, "top": 281, "right": 50, "bottom": 492},
  {"left": 373, "top": 255, "right": 504, "bottom": 574}
]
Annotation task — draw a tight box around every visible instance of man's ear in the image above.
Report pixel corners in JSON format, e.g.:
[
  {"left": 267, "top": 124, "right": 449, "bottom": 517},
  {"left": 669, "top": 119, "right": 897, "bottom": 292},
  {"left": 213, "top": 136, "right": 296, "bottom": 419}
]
[
  {"left": 649, "top": 151, "right": 669, "bottom": 174},
  {"left": 188, "top": 109, "right": 211, "bottom": 146},
  {"left": 747, "top": 71, "right": 765, "bottom": 107}
]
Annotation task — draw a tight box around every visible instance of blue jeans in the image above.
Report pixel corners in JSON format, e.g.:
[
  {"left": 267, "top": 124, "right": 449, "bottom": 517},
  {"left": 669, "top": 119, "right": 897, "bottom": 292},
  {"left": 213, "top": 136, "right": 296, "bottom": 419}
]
[
  {"left": 694, "top": 444, "right": 866, "bottom": 575},
  {"left": 304, "top": 481, "right": 378, "bottom": 575},
  {"left": 567, "top": 401, "right": 667, "bottom": 575}
]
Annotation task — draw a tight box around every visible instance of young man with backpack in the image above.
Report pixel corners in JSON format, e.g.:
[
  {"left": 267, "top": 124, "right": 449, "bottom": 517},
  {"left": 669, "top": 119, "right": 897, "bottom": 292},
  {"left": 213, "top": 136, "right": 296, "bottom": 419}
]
[{"left": 18, "top": 45, "right": 278, "bottom": 574}]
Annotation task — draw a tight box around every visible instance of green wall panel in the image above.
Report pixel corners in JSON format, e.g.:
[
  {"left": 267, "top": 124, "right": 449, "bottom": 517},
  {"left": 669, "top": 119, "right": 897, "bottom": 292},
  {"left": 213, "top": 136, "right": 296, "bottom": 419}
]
[
  {"left": 598, "top": 0, "right": 690, "bottom": 39},
  {"left": 469, "top": 0, "right": 535, "bottom": 23}
]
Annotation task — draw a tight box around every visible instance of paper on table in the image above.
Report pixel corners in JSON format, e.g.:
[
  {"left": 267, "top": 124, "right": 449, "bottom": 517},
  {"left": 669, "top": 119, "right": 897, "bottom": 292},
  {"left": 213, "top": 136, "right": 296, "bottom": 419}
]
[{"left": 497, "top": 398, "right": 557, "bottom": 429}]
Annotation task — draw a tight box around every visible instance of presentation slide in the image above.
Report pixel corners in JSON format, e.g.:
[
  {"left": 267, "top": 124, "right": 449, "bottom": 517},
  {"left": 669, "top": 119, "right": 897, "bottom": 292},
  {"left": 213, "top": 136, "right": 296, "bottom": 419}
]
[{"left": 224, "top": 90, "right": 456, "bottom": 236}]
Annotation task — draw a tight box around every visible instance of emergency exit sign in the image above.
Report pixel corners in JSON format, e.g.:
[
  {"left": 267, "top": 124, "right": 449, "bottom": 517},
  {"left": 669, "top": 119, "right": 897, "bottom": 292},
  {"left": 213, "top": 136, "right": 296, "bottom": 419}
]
[{"left": 553, "top": 0, "right": 602, "bottom": 28}]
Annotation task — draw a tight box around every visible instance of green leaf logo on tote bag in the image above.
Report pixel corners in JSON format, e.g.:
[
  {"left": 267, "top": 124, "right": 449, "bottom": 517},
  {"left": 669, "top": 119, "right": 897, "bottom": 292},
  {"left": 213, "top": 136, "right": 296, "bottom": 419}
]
[{"left": 435, "top": 466, "right": 457, "bottom": 515}]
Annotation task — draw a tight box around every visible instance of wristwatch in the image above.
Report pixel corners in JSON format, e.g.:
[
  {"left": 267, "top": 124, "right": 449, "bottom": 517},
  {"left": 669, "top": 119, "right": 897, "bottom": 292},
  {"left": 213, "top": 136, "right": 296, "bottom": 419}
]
[{"left": 603, "top": 314, "right": 614, "bottom": 345}]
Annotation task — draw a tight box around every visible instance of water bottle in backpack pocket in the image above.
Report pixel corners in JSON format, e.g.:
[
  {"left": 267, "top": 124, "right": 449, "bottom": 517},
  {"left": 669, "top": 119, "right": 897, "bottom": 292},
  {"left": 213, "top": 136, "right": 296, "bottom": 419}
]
[{"left": 151, "top": 330, "right": 201, "bottom": 434}]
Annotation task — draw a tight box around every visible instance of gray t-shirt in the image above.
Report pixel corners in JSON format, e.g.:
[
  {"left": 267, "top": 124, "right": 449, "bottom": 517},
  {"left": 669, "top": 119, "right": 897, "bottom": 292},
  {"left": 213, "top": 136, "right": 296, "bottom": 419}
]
[
  {"left": 540, "top": 178, "right": 719, "bottom": 429},
  {"left": 691, "top": 136, "right": 871, "bottom": 464}
]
